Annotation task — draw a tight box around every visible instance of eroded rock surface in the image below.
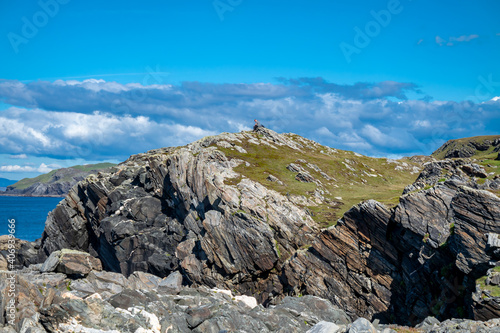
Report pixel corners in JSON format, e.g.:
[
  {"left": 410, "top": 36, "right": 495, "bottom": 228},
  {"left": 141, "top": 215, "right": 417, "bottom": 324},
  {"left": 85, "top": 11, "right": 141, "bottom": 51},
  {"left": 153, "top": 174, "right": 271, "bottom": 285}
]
[{"left": 6, "top": 128, "right": 500, "bottom": 327}]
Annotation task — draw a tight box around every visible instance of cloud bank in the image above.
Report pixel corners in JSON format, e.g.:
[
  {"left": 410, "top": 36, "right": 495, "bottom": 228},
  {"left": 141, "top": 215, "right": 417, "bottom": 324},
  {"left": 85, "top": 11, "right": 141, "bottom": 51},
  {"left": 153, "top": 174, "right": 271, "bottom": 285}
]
[{"left": 0, "top": 78, "right": 498, "bottom": 162}]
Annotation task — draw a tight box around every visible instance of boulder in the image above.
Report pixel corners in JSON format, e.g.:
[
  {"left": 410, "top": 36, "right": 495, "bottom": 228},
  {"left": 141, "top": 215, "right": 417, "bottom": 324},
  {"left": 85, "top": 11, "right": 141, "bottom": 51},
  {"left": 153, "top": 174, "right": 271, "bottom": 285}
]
[
  {"left": 159, "top": 270, "right": 183, "bottom": 292},
  {"left": 348, "top": 318, "right": 377, "bottom": 333},
  {"left": 306, "top": 321, "right": 341, "bottom": 333},
  {"left": 296, "top": 172, "right": 315, "bottom": 183},
  {"left": 40, "top": 249, "right": 101, "bottom": 276}
]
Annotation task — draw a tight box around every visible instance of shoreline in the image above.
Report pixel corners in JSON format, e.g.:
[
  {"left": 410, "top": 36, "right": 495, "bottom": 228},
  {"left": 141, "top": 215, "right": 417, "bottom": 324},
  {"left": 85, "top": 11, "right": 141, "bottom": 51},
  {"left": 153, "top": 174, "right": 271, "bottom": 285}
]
[{"left": 0, "top": 193, "right": 65, "bottom": 198}]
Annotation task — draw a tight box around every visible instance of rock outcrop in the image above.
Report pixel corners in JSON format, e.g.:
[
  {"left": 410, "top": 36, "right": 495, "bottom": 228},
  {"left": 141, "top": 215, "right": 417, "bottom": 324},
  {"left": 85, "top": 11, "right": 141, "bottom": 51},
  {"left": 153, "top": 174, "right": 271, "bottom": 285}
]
[
  {"left": 2, "top": 252, "right": 500, "bottom": 332},
  {"left": 3, "top": 128, "right": 500, "bottom": 329},
  {"left": 37, "top": 129, "right": 319, "bottom": 306},
  {"left": 432, "top": 135, "right": 500, "bottom": 159},
  {"left": 0, "top": 255, "right": 352, "bottom": 333}
]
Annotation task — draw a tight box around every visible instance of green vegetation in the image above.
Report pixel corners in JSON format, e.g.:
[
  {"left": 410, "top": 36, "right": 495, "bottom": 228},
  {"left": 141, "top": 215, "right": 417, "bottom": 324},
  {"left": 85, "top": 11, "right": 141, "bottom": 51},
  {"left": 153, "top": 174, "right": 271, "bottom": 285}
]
[
  {"left": 9, "top": 162, "right": 116, "bottom": 190},
  {"left": 431, "top": 135, "right": 500, "bottom": 160},
  {"left": 69, "top": 162, "right": 116, "bottom": 172},
  {"left": 275, "top": 240, "right": 281, "bottom": 258},
  {"left": 431, "top": 135, "right": 500, "bottom": 197},
  {"left": 476, "top": 266, "right": 500, "bottom": 297},
  {"left": 216, "top": 132, "right": 420, "bottom": 227},
  {"left": 423, "top": 233, "right": 430, "bottom": 243}
]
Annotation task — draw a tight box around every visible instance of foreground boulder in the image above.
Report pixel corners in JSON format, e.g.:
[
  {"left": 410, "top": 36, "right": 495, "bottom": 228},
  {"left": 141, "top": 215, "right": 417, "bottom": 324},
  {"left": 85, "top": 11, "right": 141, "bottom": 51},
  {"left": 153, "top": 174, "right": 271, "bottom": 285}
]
[
  {"left": 40, "top": 249, "right": 102, "bottom": 276},
  {"left": 0, "top": 263, "right": 351, "bottom": 333}
]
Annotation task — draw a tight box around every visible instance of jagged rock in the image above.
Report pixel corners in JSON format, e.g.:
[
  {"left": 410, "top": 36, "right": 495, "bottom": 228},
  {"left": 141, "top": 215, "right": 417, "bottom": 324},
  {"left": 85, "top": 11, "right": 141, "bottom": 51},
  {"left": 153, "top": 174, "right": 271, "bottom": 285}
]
[
  {"left": 450, "top": 187, "right": 500, "bottom": 275},
  {"left": 461, "top": 164, "right": 487, "bottom": 178},
  {"left": 403, "top": 160, "right": 500, "bottom": 194},
  {"left": 3, "top": 266, "right": 355, "bottom": 333},
  {"left": 432, "top": 136, "right": 500, "bottom": 159},
  {"left": 37, "top": 130, "right": 318, "bottom": 305},
  {"left": 395, "top": 185, "right": 456, "bottom": 248},
  {"left": 11, "top": 129, "right": 500, "bottom": 328},
  {"left": 159, "top": 270, "right": 183, "bottom": 292},
  {"left": 40, "top": 250, "right": 102, "bottom": 276},
  {"left": 296, "top": 172, "right": 315, "bottom": 183},
  {"left": 348, "top": 318, "right": 377, "bottom": 332},
  {"left": 416, "top": 316, "right": 440, "bottom": 329},
  {"left": 287, "top": 163, "right": 304, "bottom": 173}
]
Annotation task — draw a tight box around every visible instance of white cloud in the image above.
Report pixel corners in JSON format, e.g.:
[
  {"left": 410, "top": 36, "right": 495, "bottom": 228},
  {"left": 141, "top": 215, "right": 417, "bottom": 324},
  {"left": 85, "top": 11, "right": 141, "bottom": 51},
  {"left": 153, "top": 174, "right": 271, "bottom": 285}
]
[
  {"left": 0, "top": 163, "right": 60, "bottom": 173},
  {"left": 9, "top": 154, "right": 28, "bottom": 159},
  {"left": 436, "top": 34, "right": 479, "bottom": 47},
  {"left": 0, "top": 78, "right": 497, "bottom": 159},
  {"left": 450, "top": 34, "right": 479, "bottom": 42}
]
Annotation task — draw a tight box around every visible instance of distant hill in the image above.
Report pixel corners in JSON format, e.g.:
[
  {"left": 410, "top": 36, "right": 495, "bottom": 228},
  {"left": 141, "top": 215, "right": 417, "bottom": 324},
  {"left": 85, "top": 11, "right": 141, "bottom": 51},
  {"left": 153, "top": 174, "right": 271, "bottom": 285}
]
[
  {"left": 432, "top": 135, "right": 500, "bottom": 160},
  {"left": 1, "top": 163, "right": 116, "bottom": 197},
  {"left": 0, "top": 178, "right": 18, "bottom": 187}
]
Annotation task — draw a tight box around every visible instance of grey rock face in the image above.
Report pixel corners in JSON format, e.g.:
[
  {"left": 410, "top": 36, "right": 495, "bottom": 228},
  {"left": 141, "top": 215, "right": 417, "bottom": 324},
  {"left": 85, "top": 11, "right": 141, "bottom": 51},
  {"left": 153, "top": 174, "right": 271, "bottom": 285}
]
[
  {"left": 37, "top": 129, "right": 318, "bottom": 305},
  {"left": 1, "top": 266, "right": 354, "bottom": 333},
  {"left": 17, "top": 129, "right": 500, "bottom": 326}
]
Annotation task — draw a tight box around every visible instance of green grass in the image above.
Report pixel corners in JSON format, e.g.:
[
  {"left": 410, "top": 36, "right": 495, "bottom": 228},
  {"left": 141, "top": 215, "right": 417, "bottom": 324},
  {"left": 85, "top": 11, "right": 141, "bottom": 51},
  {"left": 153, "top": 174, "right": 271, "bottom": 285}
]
[
  {"left": 476, "top": 266, "right": 500, "bottom": 297},
  {"left": 432, "top": 135, "right": 500, "bottom": 160},
  {"left": 215, "top": 132, "right": 420, "bottom": 227},
  {"left": 10, "top": 170, "right": 59, "bottom": 190},
  {"left": 70, "top": 162, "right": 116, "bottom": 172}
]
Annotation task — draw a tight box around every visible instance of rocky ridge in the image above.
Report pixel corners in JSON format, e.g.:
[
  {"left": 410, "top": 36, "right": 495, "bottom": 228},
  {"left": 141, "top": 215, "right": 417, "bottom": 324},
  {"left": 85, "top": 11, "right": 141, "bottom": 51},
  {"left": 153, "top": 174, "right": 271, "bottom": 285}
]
[
  {"left": 432, "top": 135, "right": 500, "bottom": 160},
  {"left": 2, "top": 128, "right": 500, "bottom": 331}
]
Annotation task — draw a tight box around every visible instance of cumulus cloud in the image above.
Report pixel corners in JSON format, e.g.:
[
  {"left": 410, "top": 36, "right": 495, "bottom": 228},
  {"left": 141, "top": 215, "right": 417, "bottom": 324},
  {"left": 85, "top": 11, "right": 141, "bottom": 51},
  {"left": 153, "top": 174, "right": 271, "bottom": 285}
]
[
  {"left": 0, "top": 107, "right": 216, "bottom": 160},
  {"left": 0, "top": 78, "right": 498, "bottom": 160},
  {"left": 0, "top": 163, "right": 60, "bottom": 173}
]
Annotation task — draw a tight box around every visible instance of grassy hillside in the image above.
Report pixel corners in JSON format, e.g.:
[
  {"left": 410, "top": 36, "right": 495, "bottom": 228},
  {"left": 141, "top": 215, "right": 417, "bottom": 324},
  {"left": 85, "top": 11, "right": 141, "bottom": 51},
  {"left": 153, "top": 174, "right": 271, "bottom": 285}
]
[
  {"left": 432, "top": 135, "right": 500, "bottom": 187},
  {"left": 432, "top": 135, "right": 500, "bottom": 160},
  {"left": 216, "top": 132, "right": 421, "bottom": 228},
  {"left": 9, "top": 163, "right": 116, "bottom": 190}
]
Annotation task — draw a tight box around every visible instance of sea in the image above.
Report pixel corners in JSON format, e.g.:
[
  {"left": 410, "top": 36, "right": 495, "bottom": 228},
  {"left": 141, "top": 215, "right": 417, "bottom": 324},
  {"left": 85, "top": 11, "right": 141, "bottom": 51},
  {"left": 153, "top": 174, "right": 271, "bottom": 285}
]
[{"left": 0, "top": 196, "right": 62, "bottom": 242}]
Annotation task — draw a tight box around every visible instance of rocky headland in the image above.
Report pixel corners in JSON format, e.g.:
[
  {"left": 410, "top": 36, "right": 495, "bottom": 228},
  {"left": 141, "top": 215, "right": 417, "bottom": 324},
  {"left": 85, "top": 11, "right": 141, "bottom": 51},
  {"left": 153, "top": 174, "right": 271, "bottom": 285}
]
[
  {"left": 1, "top": 128, "right": 500, "bottom": 332},
  {"left": 1, "top": 163, "right": 116, "bottom": 197}
]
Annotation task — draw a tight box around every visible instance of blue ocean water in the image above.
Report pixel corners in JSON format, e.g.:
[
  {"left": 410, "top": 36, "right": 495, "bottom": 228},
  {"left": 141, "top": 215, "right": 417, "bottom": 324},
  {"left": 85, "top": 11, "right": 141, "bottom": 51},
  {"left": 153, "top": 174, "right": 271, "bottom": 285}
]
[{"left": 0, "top": 196, "right": 62, "bottom": 241}]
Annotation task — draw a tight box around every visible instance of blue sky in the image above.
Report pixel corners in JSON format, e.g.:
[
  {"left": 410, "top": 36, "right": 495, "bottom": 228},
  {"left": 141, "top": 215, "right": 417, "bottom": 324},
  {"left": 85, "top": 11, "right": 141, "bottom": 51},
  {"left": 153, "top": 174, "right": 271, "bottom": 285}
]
[{"left": 0, "top": 0, "right": 499, "bottom": 180}]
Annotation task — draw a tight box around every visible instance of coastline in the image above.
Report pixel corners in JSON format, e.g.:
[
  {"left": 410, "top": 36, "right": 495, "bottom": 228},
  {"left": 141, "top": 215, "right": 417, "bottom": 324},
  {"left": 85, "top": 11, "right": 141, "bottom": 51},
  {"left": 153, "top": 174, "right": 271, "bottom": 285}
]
[{"left": 0, "top": 192, "right": 65, "bottom": 198}]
